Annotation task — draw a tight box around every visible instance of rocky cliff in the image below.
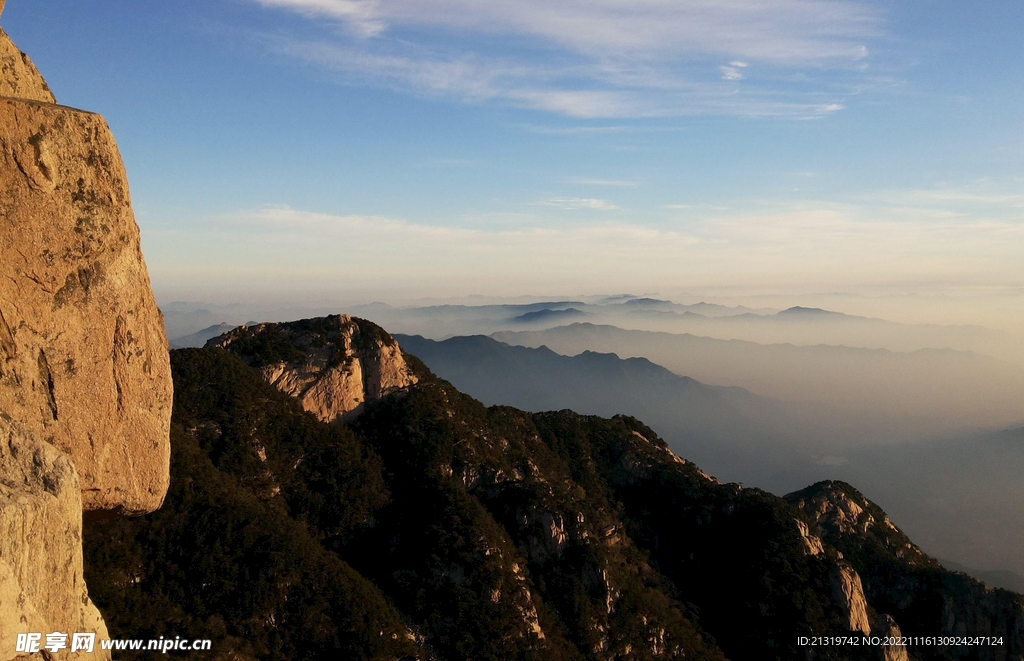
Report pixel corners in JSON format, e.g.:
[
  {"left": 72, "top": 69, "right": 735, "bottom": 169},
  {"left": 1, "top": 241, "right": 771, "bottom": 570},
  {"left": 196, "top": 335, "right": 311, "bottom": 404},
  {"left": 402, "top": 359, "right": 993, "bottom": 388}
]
[
  {"left": 1, "top": 4, "right": 172, "bottom": 658},
  {"left": 0, "top": 417, "right": 111, "bottom": 660},
  {"left": 209, "top": 315, "right": 417, "bottom": 422},
  {"left": 787, "top": 481, "right": 1024, "bottom": 661}
]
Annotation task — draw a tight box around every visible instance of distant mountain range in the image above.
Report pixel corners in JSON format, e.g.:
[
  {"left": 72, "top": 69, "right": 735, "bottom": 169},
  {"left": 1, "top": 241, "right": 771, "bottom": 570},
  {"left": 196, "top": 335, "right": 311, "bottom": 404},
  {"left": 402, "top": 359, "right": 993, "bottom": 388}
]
[
  {"left": 162, "top": 296, "right": 1023, "bottom": 367},
  {"left": 616, "top": 304, "right": 1023, "bottom": 364},
  {"left": 492, "top": 323, "right": 1024, "bottom": 439},
  {"left": 511, "top": 307, "right": 588, "bottom": 324},
  {"left": 394, "top": 333, "right": 794, "bottom": 482},
  {"left": 169, "top": 321, "right": 260, "bottom": 349},
  {"left": 612, "top": 297, "right": 774, "bottom": 316},
  {"left": 362, "top": 298, "right": 1023, "bottom": 366},
  {"left": 941, "top": 559, "right": 1024, "bottom": 595},
  {"left": 395, "top": 333, "right": 758, "bottom": 415},
  {"left": 169, "top": 322, "right": 238, "bottom": 349},
  {"left": 337, "top": 297, "right": 777, "bottom": 338}
]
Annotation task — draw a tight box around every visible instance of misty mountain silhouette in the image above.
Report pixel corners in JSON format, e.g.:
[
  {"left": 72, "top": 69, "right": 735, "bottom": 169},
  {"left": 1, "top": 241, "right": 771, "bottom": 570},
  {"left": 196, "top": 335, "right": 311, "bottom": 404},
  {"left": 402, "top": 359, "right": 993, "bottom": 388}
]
[
  {"left": 511, "top": 307, "right": 588, "bottom": 324},
  {"left": 395, "top": 333, "right": 808, "bottom": 483},
  {"left": 169, "top": 322, "right": 239, "bottom": 349},
  {"left": 491, "top": 322, "right": 1024, "bottom": 438}
]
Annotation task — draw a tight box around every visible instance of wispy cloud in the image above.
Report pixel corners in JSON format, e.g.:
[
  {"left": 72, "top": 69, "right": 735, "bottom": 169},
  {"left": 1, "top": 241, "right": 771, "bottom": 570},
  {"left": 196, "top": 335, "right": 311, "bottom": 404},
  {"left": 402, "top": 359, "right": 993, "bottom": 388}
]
[
  {"left": 267, "top": 37, "right": 866, "bottom": 118},
  {"left": 707, "top": 203, "right": 1024, "bottom": 266},
  {"left": 719, "top": 66, "right": 745, "bottom": 81},
  {"left": 255, "top": 0, "right": 387, "bottom": 36},
  {"left": 872, "top": 188, "right": 1024, "bottom": 208},
  {"left": 719, "top": 61, "right": 749, "bottom": 81},
  {"left": 254, "top": 0, "right": 880, "bottom": 62},
  {"left": 539, "top": 197, "right": 620, "bottom": 210},
  {"left": 226, "top": 204, "right": 699, "bottom": 256},
  {"left": 251, "top": 0, "right": 884, "bottom": 119},
  {"left": 151, "top": 199, "right": 1024, "bottom": 294}
]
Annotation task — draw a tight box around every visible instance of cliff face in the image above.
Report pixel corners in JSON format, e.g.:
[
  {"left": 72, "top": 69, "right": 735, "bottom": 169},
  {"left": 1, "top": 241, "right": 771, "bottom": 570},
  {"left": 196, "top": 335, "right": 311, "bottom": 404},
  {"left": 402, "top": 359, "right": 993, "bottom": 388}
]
[
  {"left": 0, "top": 5, "right": 172, "bottom": 658},
  {"left": 0, "top": 97, "right": 173, "bottom": 514},
  {"left": 787, "top": 481, "right": 1024, "bottom": 661},
  {"left": 0, "top": 418, "right": 111, "bottom": 660},
  {"left": 210, "top": 315, "right": 417, "bottom": 422}
]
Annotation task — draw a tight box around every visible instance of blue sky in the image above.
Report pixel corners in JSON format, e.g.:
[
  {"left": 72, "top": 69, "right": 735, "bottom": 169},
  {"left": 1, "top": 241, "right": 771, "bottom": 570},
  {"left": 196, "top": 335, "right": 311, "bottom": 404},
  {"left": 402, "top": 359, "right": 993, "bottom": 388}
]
[{"left": 4, "top": 0, "right": 1023, "bottom": 303}]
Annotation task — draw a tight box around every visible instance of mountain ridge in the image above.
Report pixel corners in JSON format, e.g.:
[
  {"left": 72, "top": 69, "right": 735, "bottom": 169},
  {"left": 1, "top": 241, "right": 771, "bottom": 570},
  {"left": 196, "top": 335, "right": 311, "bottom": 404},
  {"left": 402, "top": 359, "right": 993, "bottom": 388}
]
[
  {"left": 82, "top": 316, "right": 1024, "bottom": 660},
  {"left": 491, "top": 322, "right": 1024, "bottom": 438},
  {"left": 392, "top": 332, "right": 788, "bottom": 483}
]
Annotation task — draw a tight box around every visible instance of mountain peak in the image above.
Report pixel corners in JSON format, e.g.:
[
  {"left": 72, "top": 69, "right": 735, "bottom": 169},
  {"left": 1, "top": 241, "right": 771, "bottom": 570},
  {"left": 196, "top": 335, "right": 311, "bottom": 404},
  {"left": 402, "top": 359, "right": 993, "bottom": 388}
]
[
  {"left": 778, "top": 306, "right": 840, "bottom": 316},
  {"left": 621, "top": 297, "right": 674, "bottom": 307},
  {"left": 511, "top": 307, "right": 587, "bottom": 324},
  {"left": 210, "top": 315, "right": 420, "bottom": 422},
  {"left": 786, "top": 480, "right": 937, "bottom": 568}
]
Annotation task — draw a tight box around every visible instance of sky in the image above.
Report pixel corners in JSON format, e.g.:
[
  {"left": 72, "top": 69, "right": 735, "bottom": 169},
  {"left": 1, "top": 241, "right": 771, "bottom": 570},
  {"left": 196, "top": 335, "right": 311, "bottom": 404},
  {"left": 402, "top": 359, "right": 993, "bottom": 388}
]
[{"left": 4, "top": 0, "right": 1023, "bottom": 317}]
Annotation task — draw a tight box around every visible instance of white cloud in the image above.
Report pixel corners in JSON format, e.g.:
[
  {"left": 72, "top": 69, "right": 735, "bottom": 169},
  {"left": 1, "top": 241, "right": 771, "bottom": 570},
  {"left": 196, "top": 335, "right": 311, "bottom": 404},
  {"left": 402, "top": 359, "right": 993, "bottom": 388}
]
[
  {"left": 539, "top": 197, "right": 620, "bottom": 210},
  {"left": 255, "top": 0, "right": 879, "bottom": 62},
  {"left": 255, "top": 0, "right": 387, "bottom": 36},
  {"left": 150, "top": 200, "right": 1024, "bottom": 295},
  {"left": 269, "top": 37, "right": 856, "bottom": 119},
  {"left": 252, "top": 0, "right": 878, "bottom": 118},
  {"left": 720, "top": 65, "right": 745, "bottom": 81}
]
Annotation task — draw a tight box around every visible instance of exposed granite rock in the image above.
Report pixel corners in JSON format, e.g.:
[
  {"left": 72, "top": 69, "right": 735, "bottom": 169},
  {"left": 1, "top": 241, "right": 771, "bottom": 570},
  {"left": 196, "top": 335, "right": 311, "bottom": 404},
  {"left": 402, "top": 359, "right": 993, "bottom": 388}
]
[
  {"left": 831, "top": 562, "right": 872, "bottom": 635},
  {"left": 797, "top": 518, "right": 826, "bottom": 556},
  {"left": 587, "top": 424, "right": 917, "bottom": 659},
  {"left": 872, "top": 614, "right": 910, "bottom": 661},
  {"left": 790, "top": 480, "right": 933, "bottom": 566},
  {"left": 1, "top": 7, "right": 172, "bottom": 659},
  {"left": 210, "top": 315, "right": 418, "bottom": 422},
  {"left": 0, "top": 417, "right": 109, "bottom": 660},
  {"left": 0, "top": 97, "right": 172, "bottom": 514},
  {"left": 0, "top": 28, "right": 54, "bottom": 103},
  {"left": 787, "top": 481, "right": 1024, "bottom": 661}
]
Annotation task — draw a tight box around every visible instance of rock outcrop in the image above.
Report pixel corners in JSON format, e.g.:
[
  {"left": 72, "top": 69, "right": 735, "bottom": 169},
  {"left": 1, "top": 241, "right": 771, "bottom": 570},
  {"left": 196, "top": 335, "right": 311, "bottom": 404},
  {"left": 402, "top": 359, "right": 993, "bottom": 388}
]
[
  {"left": 0, "top": 417, "right": 109, "bottom": 660},
  {"left": 1, "top": 97, "right": 173, "bottom": 514},
  {"left": 1, "top": 6, "right": 172, "bottom": 658},
  {"left": 830, "top": 562, "right": 872, "bottom": 635},
  {"left": 788, "top": 479, "right": 935, "bottom": 567},
  {"left": 0, "top": 28, "right": 53, "bottom": 103},
  {"left": 210, "top": 315, "right": 418, "bottom": 422},
  {"left": 872, "top": 614, "right": 910, "bottom": 661},
  {"left": 787, "top": 481, "right": 1024, "bottom": 661}
]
